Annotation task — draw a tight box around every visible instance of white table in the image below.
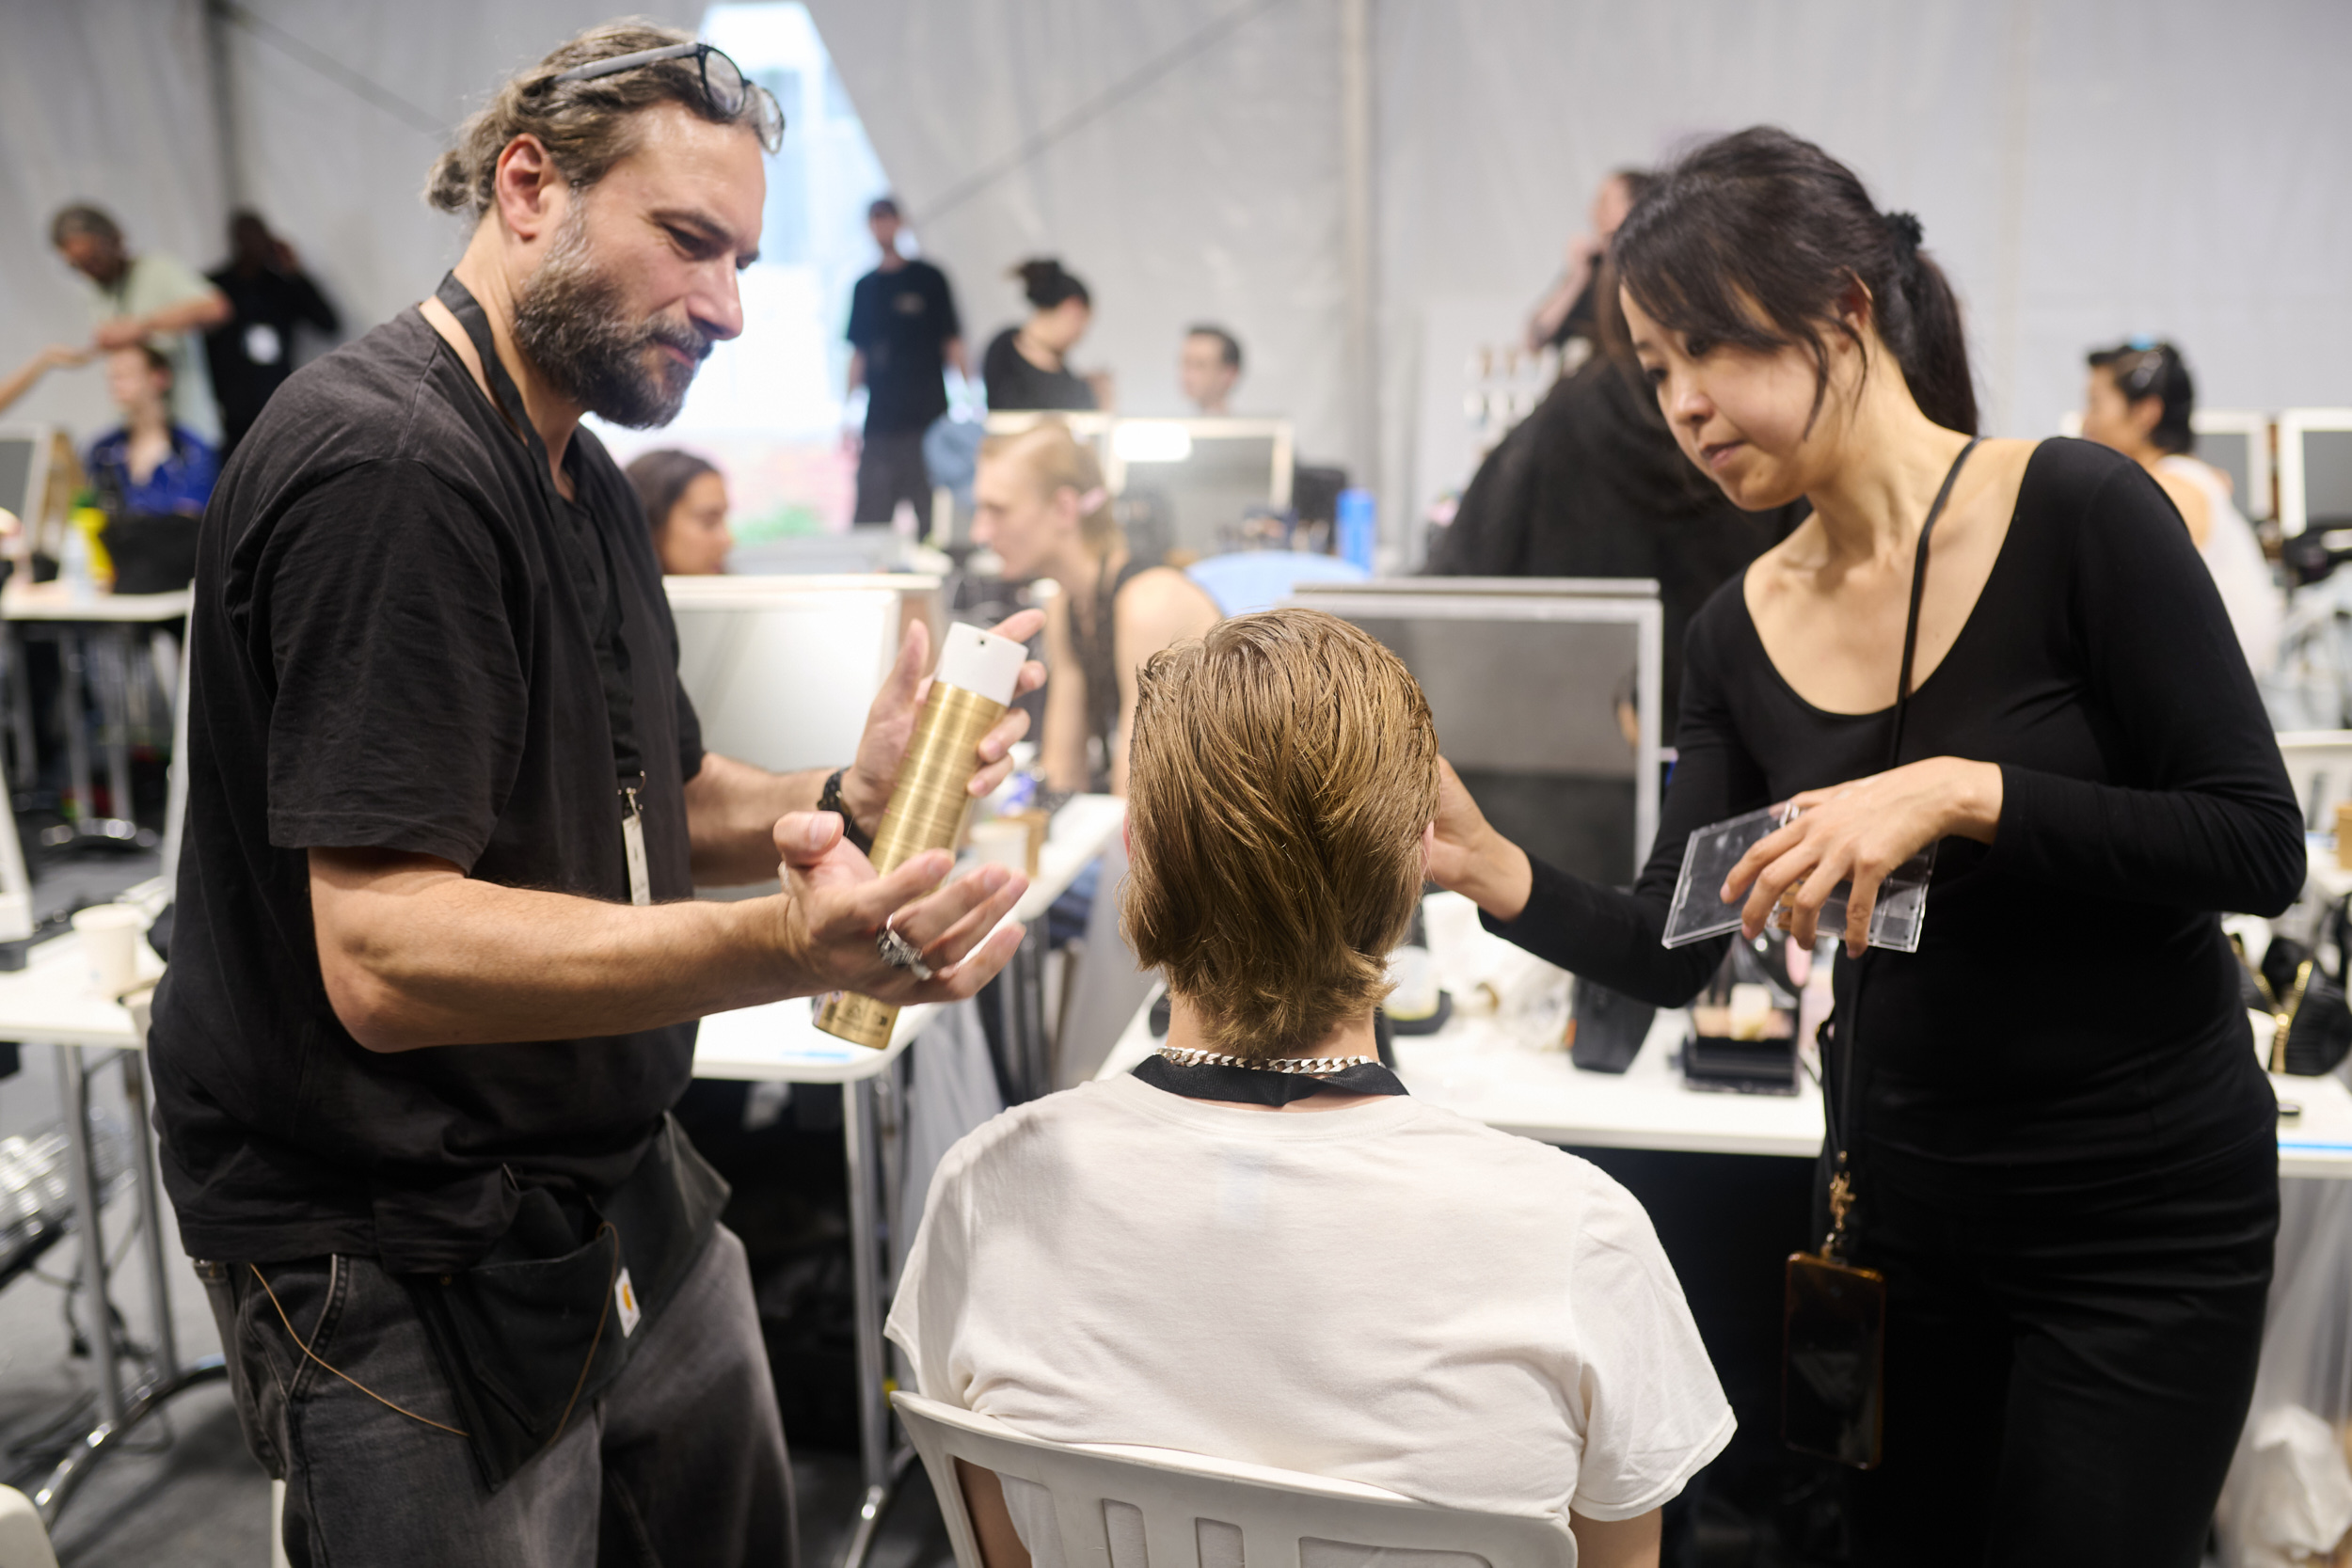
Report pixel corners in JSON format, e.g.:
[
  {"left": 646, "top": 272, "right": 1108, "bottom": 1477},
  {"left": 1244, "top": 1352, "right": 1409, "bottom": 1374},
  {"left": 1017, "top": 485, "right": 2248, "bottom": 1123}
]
[
  {"left": 1100, "top": 985, "right": 2352, "bottom": 1177},
  {"left": 691, "top": 793, "right": 1125, "bottom": 1568},
  {"left": 0, "top": 898, "right": 224, "bottom": 1528},
  {"left": 2, "top": 581, "right": 192, "bottom": 846}
]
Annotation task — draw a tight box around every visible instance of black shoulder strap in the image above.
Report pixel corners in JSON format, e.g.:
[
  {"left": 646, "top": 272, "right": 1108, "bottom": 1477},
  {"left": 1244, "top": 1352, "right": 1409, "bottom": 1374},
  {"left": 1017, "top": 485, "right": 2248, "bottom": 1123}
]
[
  {"left": 434, "top": 274, "right": 642, "bottom": 786},
  {"left": 1829, "top": 436, "right": 1983, "bottom": 1206}
]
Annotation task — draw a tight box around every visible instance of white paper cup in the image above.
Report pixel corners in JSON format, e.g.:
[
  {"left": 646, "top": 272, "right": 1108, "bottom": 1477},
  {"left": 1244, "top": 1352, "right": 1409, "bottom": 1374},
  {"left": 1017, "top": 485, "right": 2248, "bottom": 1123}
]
[
  {"left": 72, "top": 904, "right": 145, "bottom": 998},
  {"left": 966, "top": 818, "right": 1030, "bottom": 873}
]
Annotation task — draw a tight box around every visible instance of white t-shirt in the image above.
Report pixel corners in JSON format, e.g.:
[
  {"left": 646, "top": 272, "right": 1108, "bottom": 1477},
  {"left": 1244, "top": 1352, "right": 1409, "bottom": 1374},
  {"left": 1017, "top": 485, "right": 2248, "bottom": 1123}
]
[
  {"left": 887, "top": 1071, "right": 1733, "bottom": 1539},
  {"left": 2159, "top": 453, "right": 2280, "bottom": 673}
]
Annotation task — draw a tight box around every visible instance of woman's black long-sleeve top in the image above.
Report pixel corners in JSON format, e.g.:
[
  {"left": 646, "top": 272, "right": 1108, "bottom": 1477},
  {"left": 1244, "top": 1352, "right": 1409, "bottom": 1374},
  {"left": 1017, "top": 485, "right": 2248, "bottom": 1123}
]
[{"left": 1485, "top": 439, "right": 2304, "bottom": 1184}]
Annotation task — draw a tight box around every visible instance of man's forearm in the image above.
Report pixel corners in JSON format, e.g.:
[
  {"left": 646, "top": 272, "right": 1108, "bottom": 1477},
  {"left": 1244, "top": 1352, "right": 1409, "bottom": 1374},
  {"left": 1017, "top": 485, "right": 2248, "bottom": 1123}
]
[
  {"left": 685, "top": 752, "right": 892, "bottom": 886},
  {"left": 143, "top": 293, "right": 232, "bottom": 335},
  {"left": 312, "top": 854, "right": 813, "bottom": 1051}
]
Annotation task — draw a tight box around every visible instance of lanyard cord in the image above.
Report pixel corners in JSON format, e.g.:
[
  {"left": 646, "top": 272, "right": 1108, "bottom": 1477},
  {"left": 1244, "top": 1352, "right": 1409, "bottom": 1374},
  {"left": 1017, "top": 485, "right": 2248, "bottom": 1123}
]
[
  {"left": 431, "top": 274, "right": 643, "bottom": 787},
  {"left": 1822, "top": 437, "right": 1981, "bottom": 1238}
]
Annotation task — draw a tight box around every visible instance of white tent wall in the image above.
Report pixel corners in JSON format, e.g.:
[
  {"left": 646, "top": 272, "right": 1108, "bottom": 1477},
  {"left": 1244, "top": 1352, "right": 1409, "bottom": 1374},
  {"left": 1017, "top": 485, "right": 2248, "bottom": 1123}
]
[
  {"left": 1373, "top": 0, "right": 2352, "bottom": 531},
  {"left": 806, "top": 0, "right": 1352, "bottom": 475},
  {"left": 0, "top": 0, "right": 230, "bottom": 441},
  {"left": 3, "top": 1, "right": 2346, "bottom": 554}
]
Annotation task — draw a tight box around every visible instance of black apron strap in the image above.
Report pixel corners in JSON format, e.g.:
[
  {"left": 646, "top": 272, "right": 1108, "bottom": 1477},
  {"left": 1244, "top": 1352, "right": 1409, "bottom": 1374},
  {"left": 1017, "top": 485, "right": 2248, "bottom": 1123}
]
[{"left": 434, "top": 274, "right": 648, "bottom": 896}]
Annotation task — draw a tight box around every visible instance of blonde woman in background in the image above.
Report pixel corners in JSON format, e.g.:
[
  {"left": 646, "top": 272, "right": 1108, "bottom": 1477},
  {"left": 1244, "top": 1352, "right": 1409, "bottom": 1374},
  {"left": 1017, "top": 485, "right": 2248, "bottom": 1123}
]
[
  {"left": 2079, "top": 340, "right": 2280, "bottom": 673},
  {"left": 972, "top": 420, "right": 1219, "bottom": 794}
]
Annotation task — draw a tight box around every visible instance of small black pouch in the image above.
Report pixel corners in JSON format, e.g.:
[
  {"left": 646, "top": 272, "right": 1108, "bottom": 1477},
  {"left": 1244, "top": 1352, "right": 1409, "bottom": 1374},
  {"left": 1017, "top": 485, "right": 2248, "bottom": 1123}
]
[
  {"left": 1784, "top": 1248, "right": 1887, "bottom": 1468},
  {"left": 1567, "top": 979, "right": 1655, "bottom": 1074},
  {"left": 407, "top": 1116, "right": 728, "bottom": 1489},
  {"left": 2244, "top": 905, "right": 2352, "bottom": 1078}
]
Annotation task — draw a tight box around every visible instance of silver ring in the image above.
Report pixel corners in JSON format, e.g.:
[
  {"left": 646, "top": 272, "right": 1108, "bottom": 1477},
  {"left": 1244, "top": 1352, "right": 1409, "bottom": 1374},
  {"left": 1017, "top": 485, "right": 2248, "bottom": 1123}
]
[{"left": 877, "top": 918, "right": 933, "bottom": 982}]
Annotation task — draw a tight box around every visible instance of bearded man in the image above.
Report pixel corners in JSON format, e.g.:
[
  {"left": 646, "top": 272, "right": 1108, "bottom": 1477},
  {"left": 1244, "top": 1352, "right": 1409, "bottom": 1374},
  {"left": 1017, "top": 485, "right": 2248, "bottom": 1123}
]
[{"left": 150, "top": 24, "right": 1043, "bottom": 1566}]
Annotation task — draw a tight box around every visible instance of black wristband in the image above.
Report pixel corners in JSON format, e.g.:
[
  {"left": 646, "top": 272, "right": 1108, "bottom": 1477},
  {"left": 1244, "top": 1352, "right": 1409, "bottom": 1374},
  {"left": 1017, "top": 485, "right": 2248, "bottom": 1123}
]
[{"left": 819, "top": 768, "right": 875, "bottom": 854}]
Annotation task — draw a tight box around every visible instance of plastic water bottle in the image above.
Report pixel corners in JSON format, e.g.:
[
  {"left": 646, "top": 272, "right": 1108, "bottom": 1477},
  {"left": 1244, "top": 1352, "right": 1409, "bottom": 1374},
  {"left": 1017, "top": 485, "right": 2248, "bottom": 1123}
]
[
  {"left": 59, "top": 521, "right": 95, "bottom": 604},
  {"left": 1337, "top": 487, "right": 1377, "bottom": 573}
]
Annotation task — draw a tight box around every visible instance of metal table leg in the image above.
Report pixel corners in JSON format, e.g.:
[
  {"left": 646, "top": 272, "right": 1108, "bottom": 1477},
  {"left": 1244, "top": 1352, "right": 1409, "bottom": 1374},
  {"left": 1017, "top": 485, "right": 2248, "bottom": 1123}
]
[
  {"left": 56, "top": 1044, "right": 123, "bottom": 1424},
  {"left": 836, "top": 1074, "right": 916, "bottom": 1568},
  {"left": 59, "top": 633, "right": 96, "bottom": 829},
  {"left": 30, "top": 1046, "right": 226, "bottom": 1528}
]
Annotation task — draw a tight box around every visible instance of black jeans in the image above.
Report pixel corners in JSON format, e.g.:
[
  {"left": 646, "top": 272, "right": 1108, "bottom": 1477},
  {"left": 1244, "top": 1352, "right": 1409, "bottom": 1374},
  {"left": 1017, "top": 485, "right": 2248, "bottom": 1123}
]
[
  {"left": 1845, "top": 1130, "right": 2277, "bottom": 1565},
  {"left": 853, "top": 431, "right": 931, "bottom": 524},
  {"left": 199, "top": 1224, "right": 794, "bottom": 1568}
]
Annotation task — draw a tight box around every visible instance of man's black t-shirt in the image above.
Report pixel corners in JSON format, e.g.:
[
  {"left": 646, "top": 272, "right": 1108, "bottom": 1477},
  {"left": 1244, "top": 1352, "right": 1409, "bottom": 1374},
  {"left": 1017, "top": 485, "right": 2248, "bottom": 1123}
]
[
  {"left": 982, "top": 327, "right": 1097, "bottom": 412},
  {"left": 847, "top": 259, "right": 960, "bottom": 436},
  {"left": 150, "top": 304, "right": 707, "bottom": 1275}
]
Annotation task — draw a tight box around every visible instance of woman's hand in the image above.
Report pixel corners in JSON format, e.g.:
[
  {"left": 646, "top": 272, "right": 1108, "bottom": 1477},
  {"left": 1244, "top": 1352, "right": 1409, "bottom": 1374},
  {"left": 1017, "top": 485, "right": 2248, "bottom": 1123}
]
[
  {"left": 1425, "top": 758, "right": 1534, "bottom": 921},
  {"left": 844, "top": 610, "right": 1048, "bottom": 828},
  {"left": 1723, "top": 757, "right": 2002, "bottom": 956}
]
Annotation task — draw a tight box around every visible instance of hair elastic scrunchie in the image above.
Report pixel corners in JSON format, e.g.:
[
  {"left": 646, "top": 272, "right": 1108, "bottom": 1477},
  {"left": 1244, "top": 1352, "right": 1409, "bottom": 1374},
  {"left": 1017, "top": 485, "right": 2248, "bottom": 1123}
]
[{"left": 1883, "top": 210, "right": 1925, "bottom": 254}]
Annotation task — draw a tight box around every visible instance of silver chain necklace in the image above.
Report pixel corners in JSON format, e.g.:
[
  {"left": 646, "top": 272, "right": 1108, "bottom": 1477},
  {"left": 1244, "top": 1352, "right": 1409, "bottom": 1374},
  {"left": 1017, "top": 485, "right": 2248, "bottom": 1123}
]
[{"left": 1155, "top": 1045, "right": 1380, "bottom": 1076}]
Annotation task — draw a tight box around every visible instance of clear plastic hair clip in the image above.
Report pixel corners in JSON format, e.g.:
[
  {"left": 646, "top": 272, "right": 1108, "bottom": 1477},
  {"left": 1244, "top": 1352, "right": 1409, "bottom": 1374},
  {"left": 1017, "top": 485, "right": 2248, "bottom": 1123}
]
[{"left": 1661, "top": 803, "right": 1934, "bottom": 954}]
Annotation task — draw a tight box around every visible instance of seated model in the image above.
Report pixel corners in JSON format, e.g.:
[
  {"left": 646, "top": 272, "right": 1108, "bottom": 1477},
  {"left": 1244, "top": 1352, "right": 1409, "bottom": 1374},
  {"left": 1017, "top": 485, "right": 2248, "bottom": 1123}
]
[
  {"left": 972, "top": 419, "right": 1219, "bottom": 794},
  {"left": 889, "top": 608, "right": 1732, "bottom": 1568}
]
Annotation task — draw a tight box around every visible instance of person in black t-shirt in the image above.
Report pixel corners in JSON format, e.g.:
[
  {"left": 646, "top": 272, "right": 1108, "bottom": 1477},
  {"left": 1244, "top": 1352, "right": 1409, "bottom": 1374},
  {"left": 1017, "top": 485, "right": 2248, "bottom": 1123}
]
[
  {"left": 845, "top": 196, "right": 964, "bottom": 523},
  {"left": 150, "top": 25, "right": 1044, "bottom": 1565},
  {"left": 982, "top": 257, "right": 1103, "bottom": 412},
  {"left": 203, "top": 210, "right": 341, "bottom": 457}
]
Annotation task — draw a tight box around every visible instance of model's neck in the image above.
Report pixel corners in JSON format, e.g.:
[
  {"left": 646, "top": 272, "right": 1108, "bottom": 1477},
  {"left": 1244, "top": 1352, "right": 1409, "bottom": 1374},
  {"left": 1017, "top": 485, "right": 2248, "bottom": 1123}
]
[
  {"left": 450, "top": 244, "right": 584, "bottom": 489},
  {"left": 1803, "top": 380, "right": 1973, "bottom": 566},
  {"left": 1163, "top": 992, "right": 1379, "bottom": 1061},
  {"left": 1016, "top": 324, "right": 1064, "bottom": 370},
  {"left": 1049, "top": 539, "right": 1126, "bottom": 603},
  {"left": 878, "top": 245, "right": 906, "bottom": 272}
]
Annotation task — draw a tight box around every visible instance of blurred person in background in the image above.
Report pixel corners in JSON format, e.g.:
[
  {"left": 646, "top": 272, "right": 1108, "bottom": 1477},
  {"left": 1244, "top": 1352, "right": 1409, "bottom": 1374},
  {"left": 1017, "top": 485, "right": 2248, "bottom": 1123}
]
[
  {"left": 846, "top": 196, "right": 965, "bottom": 524},
  {"left": 206, "top": 209, "right": 342, "bottom": 458},
  {"left": 0, "top": 342, "right": 90, "bottom": 418},
  {"left": 1525, "top": 169, "right": 1652, "bottom": 355},
  {"left": 87, "top": 343, "right": 218, "bottom": 519},
  {"left": 51, "top": 203, "right": 230, "bottom": 442},
  {"left": 2079, "top": 339, "right": 2279, "bottom": 673},
  {"left": 1179, "top": 324, "right": 1242, "bottom": 415},
  {"left": 983, "top": 259, "right": 1103, "bottom": 412},
  {"left": 627, "top": 447, "right": 733, "bottom": 575},
  {"left": 973, "top": 419, "right": 1217, "bottom": 795}
]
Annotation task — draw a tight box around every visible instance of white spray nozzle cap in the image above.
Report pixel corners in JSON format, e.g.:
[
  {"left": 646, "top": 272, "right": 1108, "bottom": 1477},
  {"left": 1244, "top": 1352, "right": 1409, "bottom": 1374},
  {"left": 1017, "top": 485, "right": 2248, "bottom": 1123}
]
[{"left": 935, "top": 622, "right": 1026, "bottom": 705}]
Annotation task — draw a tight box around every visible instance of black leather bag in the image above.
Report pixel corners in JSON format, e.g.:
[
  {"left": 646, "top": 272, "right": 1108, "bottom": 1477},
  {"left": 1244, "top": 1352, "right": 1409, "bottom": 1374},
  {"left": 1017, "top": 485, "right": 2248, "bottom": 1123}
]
[
  {"left": 2244, "top": 900, "right": 2352, "bottom": 1078},
  {"left": 1567, "top": 979, "right": 1655, "bottom": 1073}
]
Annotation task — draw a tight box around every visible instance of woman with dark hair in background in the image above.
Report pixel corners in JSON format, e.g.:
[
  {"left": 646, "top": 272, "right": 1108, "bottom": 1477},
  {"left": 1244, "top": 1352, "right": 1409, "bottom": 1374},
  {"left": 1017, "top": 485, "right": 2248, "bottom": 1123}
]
[
  {"left": 2080, "top": 339, "right": 2280, "bottom": 672},
  {"left": 1427, "top": 126, "right": 2298, "bottom": 1562},
  {"left": 625, "top": 448, "right": 732, "bottom": 576},
  {"left": 983, "top": 259, "right": 1104, "bottom": 411}
]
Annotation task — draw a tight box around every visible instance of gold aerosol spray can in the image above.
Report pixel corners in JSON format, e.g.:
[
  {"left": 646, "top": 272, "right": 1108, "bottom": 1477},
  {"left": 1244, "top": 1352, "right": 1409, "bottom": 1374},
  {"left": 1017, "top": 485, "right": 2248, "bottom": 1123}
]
[{"left": 815, "top": 623, "right": 1029, "bottom": 1048}]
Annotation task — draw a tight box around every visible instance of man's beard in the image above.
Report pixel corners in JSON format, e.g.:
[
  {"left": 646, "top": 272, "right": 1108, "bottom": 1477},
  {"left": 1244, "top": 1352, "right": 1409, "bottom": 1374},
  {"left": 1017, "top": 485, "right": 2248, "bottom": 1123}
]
[{"left": 510, "top": 209, "right": 709, "bottom": 429}]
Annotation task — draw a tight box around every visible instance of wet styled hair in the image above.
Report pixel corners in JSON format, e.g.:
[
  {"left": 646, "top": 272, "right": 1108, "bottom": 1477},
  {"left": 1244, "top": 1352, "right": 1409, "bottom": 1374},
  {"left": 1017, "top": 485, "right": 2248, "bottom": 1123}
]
[
  {"left": 1010, "top": 258, "right": 1090, "bottom": 311},
  {"left": 1613, "top": 126, "right": 1979, "bottom": 436},
  {"left": 2088, "top": 341, "right": 2194, "bottom": 456},
  {"left": 1122, "top": 609, "right": 1439, "bottom": 1059},
  {"left": 425, "top": 22, "right": 784, "bottom": 219},
  {"left": 1186, "top": 325, "right": 1242, "bottom": 372},
  {"left": 626, "top": 448, "right": 719, "bottom": 534}
]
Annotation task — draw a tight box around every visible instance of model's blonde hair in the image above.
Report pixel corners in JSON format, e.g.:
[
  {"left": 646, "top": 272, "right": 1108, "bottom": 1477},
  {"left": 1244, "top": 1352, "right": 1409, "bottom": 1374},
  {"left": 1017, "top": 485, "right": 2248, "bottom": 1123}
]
[
  {"left": 977, "top": 420, "right": 1119, "bottom": 550},
  {"left": 1122, "top": 609, "right": 1439, "bottom": 1059}
]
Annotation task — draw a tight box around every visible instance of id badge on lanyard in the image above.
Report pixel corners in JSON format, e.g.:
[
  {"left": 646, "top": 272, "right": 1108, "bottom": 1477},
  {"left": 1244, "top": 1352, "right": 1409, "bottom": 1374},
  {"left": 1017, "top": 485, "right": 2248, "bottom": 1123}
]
[{"left": 621, "top": 780, "right": 651, "bottom": 907}]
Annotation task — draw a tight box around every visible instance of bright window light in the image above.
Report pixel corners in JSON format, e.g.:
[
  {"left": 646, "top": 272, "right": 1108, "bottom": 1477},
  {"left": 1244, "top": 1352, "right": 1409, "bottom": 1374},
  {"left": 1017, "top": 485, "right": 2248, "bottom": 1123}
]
[{"left": 1114, "top": 421, "right": 1195, "bottom": 463}]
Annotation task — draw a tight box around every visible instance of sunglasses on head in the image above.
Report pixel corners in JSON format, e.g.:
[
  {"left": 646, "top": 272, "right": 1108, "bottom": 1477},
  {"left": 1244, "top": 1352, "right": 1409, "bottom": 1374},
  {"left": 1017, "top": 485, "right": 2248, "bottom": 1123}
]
[{"left": 542, "top": 41, "right": 780, "bottom": 129}]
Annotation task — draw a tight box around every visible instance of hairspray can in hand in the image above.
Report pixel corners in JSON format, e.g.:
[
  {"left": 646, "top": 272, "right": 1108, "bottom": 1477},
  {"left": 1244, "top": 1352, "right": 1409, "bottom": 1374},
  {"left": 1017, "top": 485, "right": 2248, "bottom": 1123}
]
[{"left": 815, "top": 623, "right": 1029, "bottom": 1048}]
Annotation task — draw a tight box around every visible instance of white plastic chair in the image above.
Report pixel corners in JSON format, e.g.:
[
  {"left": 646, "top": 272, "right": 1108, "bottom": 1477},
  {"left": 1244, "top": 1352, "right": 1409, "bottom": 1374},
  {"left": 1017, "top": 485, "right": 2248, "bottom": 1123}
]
[
  {"left": 0, "top": 1485, "right": 59, "bottom": 1568},
  {"left": 893, "top": 1392, "right": 1581, "bottom": 1568}
]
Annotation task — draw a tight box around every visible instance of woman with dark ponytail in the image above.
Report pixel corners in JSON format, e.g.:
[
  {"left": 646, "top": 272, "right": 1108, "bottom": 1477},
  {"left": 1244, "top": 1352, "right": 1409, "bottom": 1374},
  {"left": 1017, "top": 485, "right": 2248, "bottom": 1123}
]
[
  {"left": 983, "top": 257, "right": 1104, "bottom": 411},
  {"left": 1427, "top": 126, "right": 2298, "bottom": 1561}
]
